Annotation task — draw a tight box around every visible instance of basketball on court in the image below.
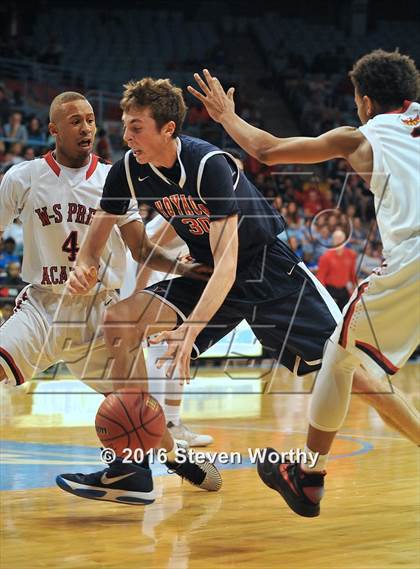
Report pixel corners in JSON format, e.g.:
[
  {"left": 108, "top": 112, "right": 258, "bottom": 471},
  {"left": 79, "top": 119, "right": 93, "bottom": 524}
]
[{"left": 95, "top": 388, "right": 166, "bottom": 455}]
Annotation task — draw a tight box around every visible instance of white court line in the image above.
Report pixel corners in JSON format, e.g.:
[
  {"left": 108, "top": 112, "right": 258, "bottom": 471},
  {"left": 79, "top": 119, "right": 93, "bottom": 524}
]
[{"left": 189, "top": 423, "right": 407, "bottom": 441}]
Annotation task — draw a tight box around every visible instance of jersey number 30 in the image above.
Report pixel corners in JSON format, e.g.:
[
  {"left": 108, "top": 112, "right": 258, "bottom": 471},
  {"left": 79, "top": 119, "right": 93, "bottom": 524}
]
[{"left": 62, "top": 231, "right": 79, "bottom": 261}]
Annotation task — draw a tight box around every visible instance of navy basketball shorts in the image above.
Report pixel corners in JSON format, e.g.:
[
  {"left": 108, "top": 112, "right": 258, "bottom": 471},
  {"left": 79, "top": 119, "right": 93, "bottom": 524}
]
[{"left": 143, "top": 239, "right": 341, "bottom": 376}]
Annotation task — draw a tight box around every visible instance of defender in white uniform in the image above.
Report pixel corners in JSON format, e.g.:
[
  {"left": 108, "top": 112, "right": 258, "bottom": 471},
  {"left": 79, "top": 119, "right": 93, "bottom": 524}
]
[
  {"left": 0, "top": 149, "right": 141, "bottom": 388},
  {"left": 188, "top": 50, "right": 420, "bottom": 516},
  {"left": 342, "top": 100, "right": 420, "bottom": 377},
  {"left": 0, "top": 92, "right": 222, "bottom": 504}
]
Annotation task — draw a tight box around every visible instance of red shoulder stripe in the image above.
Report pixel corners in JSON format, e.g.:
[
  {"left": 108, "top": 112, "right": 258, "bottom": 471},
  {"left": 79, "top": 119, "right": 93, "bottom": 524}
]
[
  {"left": 43, "top": 151, "right": 61, "bottom": 177},
  {"left": 86, "top": 154, "right": 99, "bottom": 179}
]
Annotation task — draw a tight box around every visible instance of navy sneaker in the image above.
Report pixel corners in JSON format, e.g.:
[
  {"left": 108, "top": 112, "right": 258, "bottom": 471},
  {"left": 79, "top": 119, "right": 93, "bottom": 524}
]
[
  {"left": 257, "top": 447, "right": 325, "bottom": 517},
  {"left": 166, "top": 453, "right": 222, "bottom": 492},
  {"left": 56, "top": 460, "right": 156, "bottom": 505}
]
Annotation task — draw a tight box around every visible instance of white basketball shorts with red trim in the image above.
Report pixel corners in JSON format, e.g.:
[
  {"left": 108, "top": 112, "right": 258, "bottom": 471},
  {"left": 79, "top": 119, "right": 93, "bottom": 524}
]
[{"left": 335, "top": 248, "right": 419, "bottom": 380}]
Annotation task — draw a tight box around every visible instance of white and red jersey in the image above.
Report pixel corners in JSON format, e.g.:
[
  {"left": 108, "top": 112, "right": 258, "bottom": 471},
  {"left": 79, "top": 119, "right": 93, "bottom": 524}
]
[
  {"left": 359, "top": 100, "right": 420, "bottom": 260},
  {"left": 0, "top": 152, "right": 141, "bottom": 293}
]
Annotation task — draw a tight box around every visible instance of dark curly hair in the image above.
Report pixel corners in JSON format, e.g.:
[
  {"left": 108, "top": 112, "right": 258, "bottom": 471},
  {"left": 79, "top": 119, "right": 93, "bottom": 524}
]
[
  {"left": 349, "top": 49, "right": 420, "bottom": 109},
  {"left": 121, "top": 78, "right": 186, "bottom": 137}
]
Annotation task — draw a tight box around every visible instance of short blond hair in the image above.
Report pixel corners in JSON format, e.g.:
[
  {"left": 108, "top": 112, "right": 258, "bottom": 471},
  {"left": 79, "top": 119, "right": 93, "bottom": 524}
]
[{"left": 121, "top": 78, "right": 187, "bottom": 137}]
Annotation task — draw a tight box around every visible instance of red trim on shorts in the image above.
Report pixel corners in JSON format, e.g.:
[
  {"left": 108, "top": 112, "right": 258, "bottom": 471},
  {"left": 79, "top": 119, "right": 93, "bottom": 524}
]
[
  {"left": 43, "top": 151, "right": 61, "bottom": 176},
  {"left": 355, "top": 340, "right": 399, "bottom": 376},
  {"left": 385, "top": 100, "right": 412, "bottom": 114},
  {"left": 0, "top": 347, "right": 25, "bottom": 385},
  {"left": 86, "top": 154, "right": 99, "bottom": 179},
  {"left": 339, "top": 282, "right": 369, "bottom": 349}
]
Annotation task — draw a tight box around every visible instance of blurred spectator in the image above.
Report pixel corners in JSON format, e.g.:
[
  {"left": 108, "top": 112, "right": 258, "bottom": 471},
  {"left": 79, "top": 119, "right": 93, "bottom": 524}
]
[
  {"left": 0, "top": 86, "right": 11, "bottom": 124},
  {"left": 312, "top": 225, "right": 333, "bottom": 262},
  {"left": 358, "top": 242, "right": 382, "bottom": 279},
  {"left": 285, "top": 202, "right": 303, "bottom": 230},
  {"left": 317, "top": 230, "right": 357, "bottom": 310},
  {"left": 187, "top": 102, "right": 210, "bottom": 126},
  {"left": 0, "top": 262, "right": 24, "bottom": 287},
  {"left": 95, "top": 128, "right": 112, "bottom": 161},
  {"left": 350, "top": 217, "right": 368, "bottom": 253},
  {"left": 0, "top": 262, "right": 25, "bottom": 302},
  {"left": 271, "top": 194, "right": 283, "bottom": 215},
  {"left": 4, "top": 142, "right": 25, "bottom": 167},
  {"left": 0, "top": 141, "right": 7, "bottom": 167},
  {"left": 38, "top": 35, "right": 64, "bottom": 66},
  {"left": 27, "top": 117, "right": 46, "bottom": 145},
  {"left": 3, "top": 221, "right": 24, "bottom": 256},
  {"left": 0, "top": 302, "right": 14, "bottom": 325},
  {"left": 303, "top": 186, "right": 323, "bottom": 217},
  {"left": 288, "top": 235, "right": 303, "bottom": 259},
  {"left": 3, "top": 112, "right": 28, "bottom": 143},
  {"left": 0, "top": 238, "right": 21, "bottom": 269},
  {"left": 23, "top": 147, "right": 36, "bottom": 161}
]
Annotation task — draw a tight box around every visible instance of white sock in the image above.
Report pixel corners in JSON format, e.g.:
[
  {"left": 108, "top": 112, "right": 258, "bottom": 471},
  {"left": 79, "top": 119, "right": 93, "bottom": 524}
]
[
  {"left": 301, "top": 445, "right": 329, "bottom": 473},
  {"left": 145, "top": 342, "right": 169, "bottom": 407},
  {"left": 166, "top": 404, "right": 182, "bottom": 426},
  {"left": 165, "top": 376, "right": 183, "bottom": 425}
]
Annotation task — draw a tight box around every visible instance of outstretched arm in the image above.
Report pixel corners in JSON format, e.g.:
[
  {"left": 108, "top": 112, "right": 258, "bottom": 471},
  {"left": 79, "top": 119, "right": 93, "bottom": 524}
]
[{"left": 188, "top": 69, "right": 363, "bottom": 166}]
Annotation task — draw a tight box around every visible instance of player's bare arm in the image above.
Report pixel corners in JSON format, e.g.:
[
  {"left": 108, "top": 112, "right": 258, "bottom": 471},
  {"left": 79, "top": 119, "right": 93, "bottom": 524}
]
[
  {"left": 188, "top": 70, "right": 373, "bottom": 179},
  {"left": 66, "top": 210, "right": 116, "bottom": 294},
  {"left": 134, "top": 218, "right": 192, "bottom": 291},
  {"left": 150, "top": 214, "right": 239, "bottom": 381},
  {"left": 120, "top": 220, "right": 212, "bottom": 282},
  {"left": 67, "top": 211, "right": 212, "bottom": 295}
]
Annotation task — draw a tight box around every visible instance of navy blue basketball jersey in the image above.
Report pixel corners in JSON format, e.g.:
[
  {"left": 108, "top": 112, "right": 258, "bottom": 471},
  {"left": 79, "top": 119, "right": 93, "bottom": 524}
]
[{"left": 101, "top": 135, "right": 285, "bottom": 266}]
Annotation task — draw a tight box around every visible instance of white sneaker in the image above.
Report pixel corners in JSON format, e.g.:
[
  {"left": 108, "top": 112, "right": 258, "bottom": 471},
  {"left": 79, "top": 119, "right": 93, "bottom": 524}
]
[{"left": 167, "top": 421, "right": 214, "bottom": 447}]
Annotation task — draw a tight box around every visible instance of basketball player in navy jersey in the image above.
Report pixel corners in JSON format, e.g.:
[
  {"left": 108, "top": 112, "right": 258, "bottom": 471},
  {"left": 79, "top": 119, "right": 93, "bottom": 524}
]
[{"left": 66, "top": 75, "right": 418, "bottom": 502}]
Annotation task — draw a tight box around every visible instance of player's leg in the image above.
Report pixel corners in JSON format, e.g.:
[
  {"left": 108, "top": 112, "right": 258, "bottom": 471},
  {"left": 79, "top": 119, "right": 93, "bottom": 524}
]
[
  {"left": 104, "top": 285, "right": 215, "bottom": 453},
  {"left": 0, "top": 287, "right": 56, "bottom": 387},
  {"left": 57, "top": 284, "right": 222, "bottom": 503},
  {"left": 259, "top": 258, "right": 419, "bottom": 516},
  {"left": 146, "top": 334, "right": 214, "bottom": 447},
  {"left": 102, "top": 288, "right": 178, "bottom": 390},
  {"left": 353, "top": 366, "right": 420, "bottom": 444},
  {"left": 56, "top": 328, "right": 158, "bottom": 505},
  {"left": 102, "top": 290, "right": 190, "bottom": 464}
]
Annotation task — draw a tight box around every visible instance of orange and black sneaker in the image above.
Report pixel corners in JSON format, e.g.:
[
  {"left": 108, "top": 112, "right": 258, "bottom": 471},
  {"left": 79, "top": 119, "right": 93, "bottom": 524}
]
[{"left": 257, "top": 447, "right": 325, "bottom": 517}]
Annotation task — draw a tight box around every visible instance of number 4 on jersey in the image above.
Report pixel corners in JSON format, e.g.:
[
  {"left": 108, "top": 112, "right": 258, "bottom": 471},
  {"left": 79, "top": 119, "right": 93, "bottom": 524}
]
[{"left": 62, "top": 231, "right": 79, "bottom": 261}]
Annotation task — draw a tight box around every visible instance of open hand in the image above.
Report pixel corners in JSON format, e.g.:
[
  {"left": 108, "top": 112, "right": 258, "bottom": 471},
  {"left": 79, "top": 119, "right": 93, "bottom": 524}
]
[
  {"left": 149, "top": 326, "right": 195, "bottom": 383},
  {"left": 187, "top": 69, "right": 235, "bottom": 123}
]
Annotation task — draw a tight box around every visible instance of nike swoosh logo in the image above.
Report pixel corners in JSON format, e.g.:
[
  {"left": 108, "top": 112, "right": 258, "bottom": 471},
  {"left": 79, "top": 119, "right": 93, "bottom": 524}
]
[
  {"left": 100, "top": 472, "right": 136, "bottom": 485},
  {"left": 287, "top": 265, "right": 295, "bottom": 276},
  {"left": 138, "top": 176, "right": 149, "bottom": 182}
]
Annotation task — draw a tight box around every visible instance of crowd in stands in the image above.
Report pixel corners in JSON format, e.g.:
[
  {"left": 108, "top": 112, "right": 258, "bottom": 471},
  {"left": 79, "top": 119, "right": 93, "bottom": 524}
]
[{"left": 0, "top": 79, "right": 382, "bottom": 326}]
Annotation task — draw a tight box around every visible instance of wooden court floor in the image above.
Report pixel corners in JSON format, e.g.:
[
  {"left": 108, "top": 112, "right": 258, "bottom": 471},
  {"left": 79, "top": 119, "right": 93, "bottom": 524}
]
[{"left": 0, "top": 363, "right": 419, "bottom": 569}]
